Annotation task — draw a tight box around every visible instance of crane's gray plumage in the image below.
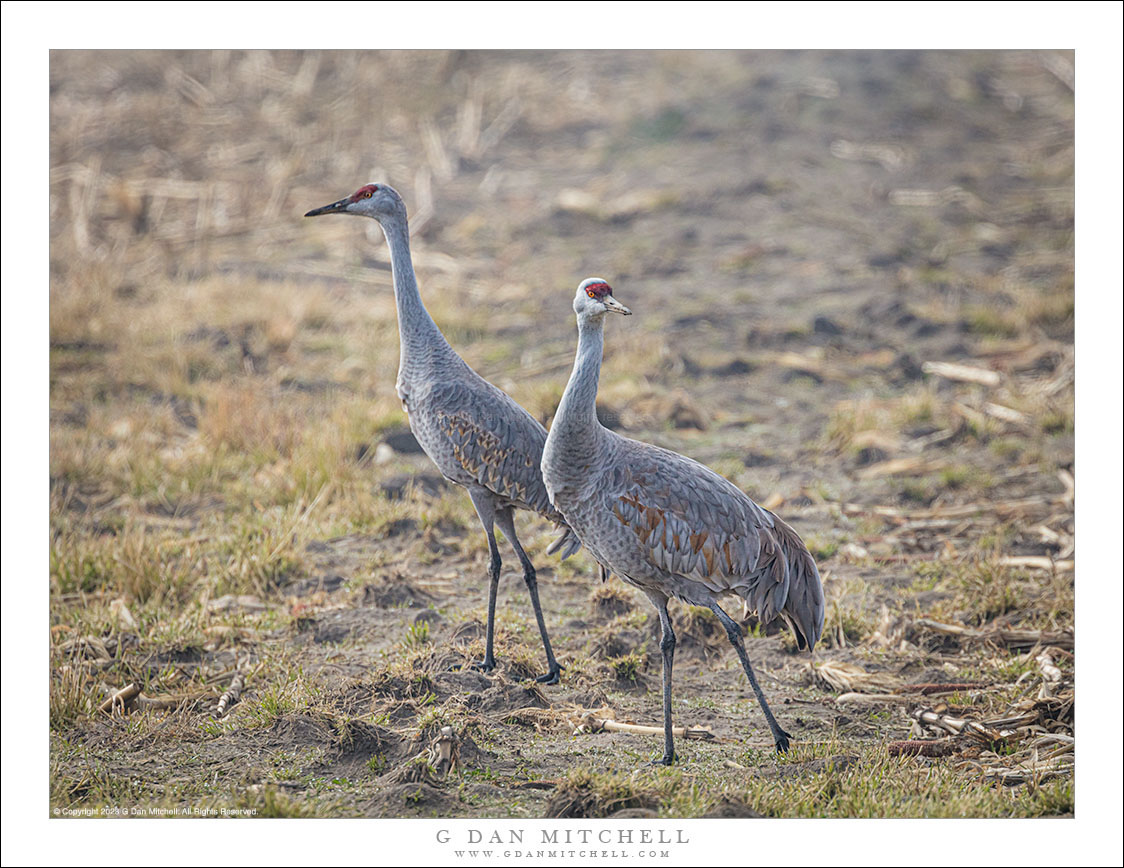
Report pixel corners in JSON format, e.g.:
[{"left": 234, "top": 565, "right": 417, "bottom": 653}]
[
  {"left": 542, "top": 278, "right": 825, "bottom": 760},
  {"left": 305, "top": 183, "right": 579, "bottom": 683}
]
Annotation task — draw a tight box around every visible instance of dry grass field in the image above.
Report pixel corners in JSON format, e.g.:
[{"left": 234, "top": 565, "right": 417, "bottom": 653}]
[{"left": 48, "top": 50, "right": 1074, "bottom": 818}]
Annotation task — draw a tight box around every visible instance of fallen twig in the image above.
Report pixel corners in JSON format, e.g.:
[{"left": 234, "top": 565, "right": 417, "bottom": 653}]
[
  {"left": 857, "top": 457, "right": 945, "bottom": 480},
  {"left": 983, "top": 755, "right": 1074, "bottom": 785},
  {"left": 602, "top": 719, "right": 714, "bottom": 740},
  {"left": 1056, "top": 468, "right": 1074, "bottom": 503},
  {"left": 137, "top": 690, "right": 214, "bottom": 712},
  {"left": 571, "top": 710, "right": 714, "bottom": 741},
  {"left": 98, "top": 682, "right": 141, "bottom": 715},
  {"left": 909, "top": 619, "right": 1074, "bottom": 651},
  {"left": 982, "top": 402, "right": 1029, "bottom": 425},
  {"left": 913, "top": 619, "right": 971, "bottom": 637},
  {"left": 905, "top": 427, "right": 958, "bottom": 452},
  {"left": 836, "top": 693, "right": 915, "bottom": 705},
  {"left": 913, "top": 709, "right": 1010, "bottom": 744},
  {"left": 901, "top": 683, "right": 988, "bottom": 696},
  {"left": 888, "top": 740, "right": 956, "bottom": 757},
  {"left": 922, "top": 361, "right": 1001, "bottom": 387},
  {"left": 214, "top": 672, "right": 245, "bottom": 718},
  {"left": 999, "top": 556, "right": 1074, "bottom": 572}
]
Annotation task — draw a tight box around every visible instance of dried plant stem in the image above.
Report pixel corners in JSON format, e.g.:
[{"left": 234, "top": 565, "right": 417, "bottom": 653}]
[
  {"left": 214, "top": 672, "right": 245, "bottom": 718},
  {"left": 98, "top": 682, "right": 141, "bottom": 715}
]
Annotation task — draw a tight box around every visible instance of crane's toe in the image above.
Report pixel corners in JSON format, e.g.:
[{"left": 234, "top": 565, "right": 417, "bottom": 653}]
[
  {"left": 648, "top": 752, "right": 676, "bottom": 767},
  {"left": 469, "top": 659, "right": 496, "bottom": 675},
  {"left": 534, "top": 665, "right": 564, "bottom": 685},
  {"left": 774, "top": 729, "right": 793, "bottom": 753}
]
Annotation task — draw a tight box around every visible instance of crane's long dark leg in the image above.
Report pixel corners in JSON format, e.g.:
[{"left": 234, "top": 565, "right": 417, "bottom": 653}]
[
  {"left": 467, "top": 488, "right": 501, "bottom": 674},
  {"left": 708, "top": 601, "right": 792, "bottom": 752},
  {"left": 494, "top": 507, "right": 562, "bottom": 685},
  {"left": 647, "top": 591, "right": 676, "bottom": 765}
]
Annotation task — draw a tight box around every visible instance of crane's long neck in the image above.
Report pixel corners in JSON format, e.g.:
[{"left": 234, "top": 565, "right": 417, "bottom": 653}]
[
  {"left": 551, "top": 314, "right": 608, "bottom": 456},
  {"left": 380, "top": 216, "right": 456, "bottom": 383}
]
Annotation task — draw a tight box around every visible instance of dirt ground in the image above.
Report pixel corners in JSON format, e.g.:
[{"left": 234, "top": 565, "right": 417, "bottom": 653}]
[{"left": 48, "top": 50, "right": 1074, "bottom": 818}]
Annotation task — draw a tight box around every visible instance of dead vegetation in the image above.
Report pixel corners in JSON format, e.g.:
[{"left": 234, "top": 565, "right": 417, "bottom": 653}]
[
  {"left": 49, "top": 50, "right": 1072, "bottom": 818},
  {"left": 545, "top": 769, "right": 659, "bottom": 818}
]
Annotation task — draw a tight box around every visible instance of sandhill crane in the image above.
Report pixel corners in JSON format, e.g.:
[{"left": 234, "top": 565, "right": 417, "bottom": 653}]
[
  {"left": 305, "top": 183, "right": 581, "bottom": 684},
  {"left": 542, "top": 278, "right": 825, "bottom": 760}
]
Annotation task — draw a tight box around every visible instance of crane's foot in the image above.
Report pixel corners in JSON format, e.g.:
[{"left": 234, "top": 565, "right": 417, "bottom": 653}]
[
  {"left": 534, "top": 665, "right": 564, "bottom": 685},
  {"left": 773, "top": 729, "right": 793, "bottom": 753},
  {"left": 469, "top": 658, "right": 496, "bottom": 675},
  {"left": 648, "top": 752, "right": 676, "bottom": 767}
]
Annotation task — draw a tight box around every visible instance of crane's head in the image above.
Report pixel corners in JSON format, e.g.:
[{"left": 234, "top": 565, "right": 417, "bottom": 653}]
[
  {"left": 573, "top": 278, "right": 631, "bottom": 319},
  {"left": 304, "top": 183, "right": 407, "bottom": 223}
]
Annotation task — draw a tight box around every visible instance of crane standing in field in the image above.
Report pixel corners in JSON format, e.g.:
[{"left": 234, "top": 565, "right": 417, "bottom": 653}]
[
  {"left": 305, "top": 183, "right": 580, "bottom": 684},
  {"left": 542, "top": 278, "right": 825, "bottom": 761}
]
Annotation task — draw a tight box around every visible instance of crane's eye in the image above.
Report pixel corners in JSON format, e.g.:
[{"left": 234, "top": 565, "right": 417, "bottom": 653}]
[
  {"left": 363, "top": 190, "right": 373, "bottom": 199},
  {"left": 587, "top": 290, "right": 596, "bottom": 298}
]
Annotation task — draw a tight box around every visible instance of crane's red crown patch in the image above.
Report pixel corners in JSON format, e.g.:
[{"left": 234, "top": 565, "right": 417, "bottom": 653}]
[
  {"left": 351, "top": 184, "right": 379, "bottom": 202},
  {"left": 585, "top": 281, "right": 613, "bottom": 299}
]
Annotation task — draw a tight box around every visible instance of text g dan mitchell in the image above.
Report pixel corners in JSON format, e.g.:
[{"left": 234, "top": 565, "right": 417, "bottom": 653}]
[{"left": 436, "top": 829, "right": 689, "bottom": 845}]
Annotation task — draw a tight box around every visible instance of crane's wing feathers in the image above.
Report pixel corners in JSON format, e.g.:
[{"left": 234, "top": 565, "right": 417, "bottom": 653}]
[
  {"left": 610, "top": 442, "right": 824, "bottom": 650},
  {"left": 425, "top": 379, "right": 557, "bottom": 520}
]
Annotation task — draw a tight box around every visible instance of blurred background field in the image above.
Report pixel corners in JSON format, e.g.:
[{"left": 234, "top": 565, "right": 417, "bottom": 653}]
[{"left": 49, "top": 50, "right": 1074, "bottom": 818}]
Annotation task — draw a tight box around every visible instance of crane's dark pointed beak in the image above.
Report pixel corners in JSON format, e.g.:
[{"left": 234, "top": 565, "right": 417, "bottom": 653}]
[{"left": 304, "top": 197, "right": 350, "bottom": 218}]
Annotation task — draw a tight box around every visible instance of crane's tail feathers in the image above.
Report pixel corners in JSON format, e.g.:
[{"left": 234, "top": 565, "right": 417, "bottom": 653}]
[
  {"left": 780, "top": 611, "right": 812, "bottom": 652},
  {"left": 772, "top": 517, "right": 826, "bottom": 652},
  {"left": 546, "top": 525, "right": 583, "bottom": 561}
]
